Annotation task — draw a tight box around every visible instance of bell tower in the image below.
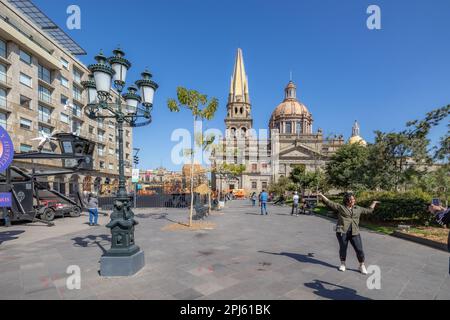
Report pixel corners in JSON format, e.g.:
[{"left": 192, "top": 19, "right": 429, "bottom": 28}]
[{"left": 225, "top": 48, "right": 253, "bottom": 136}]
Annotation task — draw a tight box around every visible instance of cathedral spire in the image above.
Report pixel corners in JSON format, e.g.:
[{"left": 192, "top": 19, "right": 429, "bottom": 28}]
[
  {"left": 229, "top": 48, "right": 250, "bottom": 104},
  {"left": 352, "top": 120, "right": 360, "bottom": 137}
]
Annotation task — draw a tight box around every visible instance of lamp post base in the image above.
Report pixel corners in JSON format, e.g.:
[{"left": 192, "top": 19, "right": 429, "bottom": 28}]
[{"left": 100, "top": 250, "right": 145, "bottom": 277}]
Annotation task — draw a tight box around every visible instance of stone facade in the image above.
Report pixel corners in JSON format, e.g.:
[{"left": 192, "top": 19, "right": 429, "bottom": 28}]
[{"left": 0, "top": 0, "right": 133, "bottom": 195}]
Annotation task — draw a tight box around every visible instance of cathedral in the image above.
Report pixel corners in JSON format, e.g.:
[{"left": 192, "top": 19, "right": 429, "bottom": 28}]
[{"left": 211, "top": 49, "right": 366, "bottom": 194}]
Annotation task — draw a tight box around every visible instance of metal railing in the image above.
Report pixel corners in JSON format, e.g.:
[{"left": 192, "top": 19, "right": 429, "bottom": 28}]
[{"left": 98, "top": 193, "right": 209, "bottom": 210}]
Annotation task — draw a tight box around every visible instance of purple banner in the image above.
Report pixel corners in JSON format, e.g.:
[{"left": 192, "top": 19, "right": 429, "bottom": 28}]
[{"left": 0, "top": 193, "right": 12, "bottom": 208}]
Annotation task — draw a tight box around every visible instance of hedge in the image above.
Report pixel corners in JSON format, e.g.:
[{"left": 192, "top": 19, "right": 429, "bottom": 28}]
[{"left": 356, "top": 190, "right": 433, "bottom": 223}]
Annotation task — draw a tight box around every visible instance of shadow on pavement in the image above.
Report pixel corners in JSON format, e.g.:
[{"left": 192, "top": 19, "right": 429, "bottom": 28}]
[
  {"left": 259, "top": 251, "right": 339, "bottom": 270},
  {"left": 304, "top": 279, "right": 371, "bottom": 300},
  {"left": 72, "top": 234, "right": 111, "bottom": 254},
  {"left": 0, "top": 230, "right": 25, "bottom": 245}
]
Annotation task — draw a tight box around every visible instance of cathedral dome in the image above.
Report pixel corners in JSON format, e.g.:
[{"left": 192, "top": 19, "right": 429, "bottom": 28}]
[
  {"left": 348, "top": 121, "right": 367, "bottom": 146},
  {"left": 271, "top": 81, "right": 310, "bottom": 120},
  {"left": 269, "top": 81, "right": 313, "bottom": 135},
  {"left": 348, "top": 135, "right": 367, "bottom": 146}
]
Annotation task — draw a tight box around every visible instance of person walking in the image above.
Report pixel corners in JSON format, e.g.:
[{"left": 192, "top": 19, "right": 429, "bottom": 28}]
[
  {"left": 87, "top": 193, "right": 99, "bottom": 226},
  {"left": 428, "top": 202, "right": 450, "bottom": 252},
  {"left": 251, "top": 192, "right": 257, "bottom": 207},
  {"left": 260, "top": 190, "right": 269, "bottom": 215},
  {"left": 291, "top": 191, "right": 300, "bottom": 216},
  {"left": 318, "top": 192, "right": 380, "bottom": 274}
]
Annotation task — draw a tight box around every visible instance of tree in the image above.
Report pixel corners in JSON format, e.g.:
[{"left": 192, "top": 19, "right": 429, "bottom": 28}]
[
  {"left": 168, "top": 87, "right": 218, "bottom": 226},
  {"left": 268, "top": 176, "right": 294, "bottom": 196},
  {"left": 325, "top": 144, "right": 369, "bottom": 191}
]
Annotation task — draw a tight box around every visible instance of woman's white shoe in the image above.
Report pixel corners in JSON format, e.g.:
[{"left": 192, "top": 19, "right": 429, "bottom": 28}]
[
  {"left": 338, "top": 264, "right": 346, "bottom": 272},
  {"left": 359, "top": 264, "right": 368, "bottom": 275}
]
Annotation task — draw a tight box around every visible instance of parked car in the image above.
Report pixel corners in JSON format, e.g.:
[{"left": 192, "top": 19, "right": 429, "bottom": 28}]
[{"left": 38, "top": 199, "right": 82, "bottom": 222}]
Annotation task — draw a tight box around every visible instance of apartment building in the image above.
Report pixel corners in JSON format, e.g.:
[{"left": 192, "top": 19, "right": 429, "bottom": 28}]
[{"left": 0, "top": 0, "right": 133, "bottom": 196}]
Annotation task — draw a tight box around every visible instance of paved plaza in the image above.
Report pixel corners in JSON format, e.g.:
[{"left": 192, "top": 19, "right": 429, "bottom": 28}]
[{"left": 0, "top": 201, "right": 449, "bottom": 300}]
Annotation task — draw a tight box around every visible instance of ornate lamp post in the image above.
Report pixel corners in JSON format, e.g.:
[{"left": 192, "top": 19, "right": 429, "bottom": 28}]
[{"left": 82, "top": 48, "right": 158, "bottom": 276}]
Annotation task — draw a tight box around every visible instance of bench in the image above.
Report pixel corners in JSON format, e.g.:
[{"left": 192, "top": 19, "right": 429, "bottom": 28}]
[{"left": 193, "top": 203, "right": 209, "bottom": 220}]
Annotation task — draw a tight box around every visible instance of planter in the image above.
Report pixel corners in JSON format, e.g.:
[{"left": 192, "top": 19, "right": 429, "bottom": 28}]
[{"left": 392, "top": 231, "right": 448, "bottom": 252}]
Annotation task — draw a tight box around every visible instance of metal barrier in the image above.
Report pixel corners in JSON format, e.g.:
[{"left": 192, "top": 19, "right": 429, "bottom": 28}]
[{"left": 98, "top": 193, "right": 209, "bottom": 210}]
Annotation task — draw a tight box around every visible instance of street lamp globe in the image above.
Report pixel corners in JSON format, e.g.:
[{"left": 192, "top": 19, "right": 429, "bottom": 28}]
[
  {"left": 81, "top": 74, "right": 98, "bottom": 105},
  {"left": 109, "top": 47, "right": 131, "bottom": 88},
  {"left": 135, "top": 69, "right": 159, "bottom": 107},
  {"left": 122, "top": 86, "right": 141, "bottom": 114},
  {"left": 88, "top": 51, "right": 115, "bottom": 101}
]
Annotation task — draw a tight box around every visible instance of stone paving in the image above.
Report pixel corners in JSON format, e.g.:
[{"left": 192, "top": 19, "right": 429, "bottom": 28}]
[{"left": 0, "top": 201, "right": 449, "bottom": 300}]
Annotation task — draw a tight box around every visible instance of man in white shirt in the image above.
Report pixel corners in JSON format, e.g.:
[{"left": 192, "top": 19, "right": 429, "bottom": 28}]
[{"left": 291, "top": 191, "right": 300, "bottom": 216}]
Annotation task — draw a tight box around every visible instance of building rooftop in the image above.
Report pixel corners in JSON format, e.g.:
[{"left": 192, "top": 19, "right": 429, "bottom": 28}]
[{"left": 8, "top": 0, "right": 86, "bottom": 55}]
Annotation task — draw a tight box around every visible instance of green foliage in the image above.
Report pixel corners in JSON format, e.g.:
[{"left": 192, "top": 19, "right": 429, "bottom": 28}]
[
  {"left": 356, "top": 190, "right": 433, "bottom": 223},
  {"left": 325, "top": 144, "right": 369, "bottom": 191},
  {"left": 167, "top": 87, "right": 218, "bottom": 120},
  {"left": 269, "top": 176, "right": 294, "bottom": 195},
  {"left": 213, "top": 163, "right": 246, "bottom": 180}
]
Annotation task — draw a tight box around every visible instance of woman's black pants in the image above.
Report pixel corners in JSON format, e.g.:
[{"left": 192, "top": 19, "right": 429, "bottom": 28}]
[{"left": 336, "top": 230, "right": 365, "bottom": 263}]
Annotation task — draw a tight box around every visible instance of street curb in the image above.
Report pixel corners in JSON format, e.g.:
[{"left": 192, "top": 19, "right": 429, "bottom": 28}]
[{"left": 392, "top": 231, "right": 448, "bottom": 253}]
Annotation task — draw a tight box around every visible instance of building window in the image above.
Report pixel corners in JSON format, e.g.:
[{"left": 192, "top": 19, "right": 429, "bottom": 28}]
[
  {"left": 285, "top": 122, "right": 292, "bottom": 134},
  {"left": 20, "top": 118, "right": 32, "bottom": 130},
  {"left": 73, "top": 68, "right": 82, "bottom": 83},
  {"left": 0, "top": 64, "right": 7, "bottom": 83},
  {"left": 0, "top": 39, "right": 6, "bottom": 58},
  {"left": 38, "top": 105, "right": 52, "bottom": 123},
  {"left": 126, "top": 142, "right": 130, "bottom": 148},
  {"left": 89, "top": 125, "right": 94, "bottom": 134},
  {"left": 109, "top": 163, "right": 113, "bottom": 170},
  {"left": 97, "top": 118, "right": 104, "bottom": 128},
  {"left": 61, "top": 57, "right": 69, "bottom": 70},
  {"left": 72, "top": 103, "right": 82, "bottom": 117},
  {"left": 20, "top": 95, "right": 32, "bottom": 109},
  {"left": 251, "top": 164, "right": 257, "bottom": 172},
  {"left": 98, "top": 145, "right": 104, "bottom": 157},
  {"left": 109, "top": 134, "right": 114, "bottom": 142},
  {"left": 38, "top": 65, "right": 51, "bottom": 83},
  {"left": 72, "top": 120, "right": 82, "bottom": 135},
  {"left": 73, "top": 85, "right": 82, "bottom": 101},
  {"left": 99, "top": 161, "right": 105, "bottom": 169},
  {"left": 98, "top": 130, "right": 104, "bottom": 142},
  {"left": 0, "top": 112, "right": 7, "bottom": 129},
  {"left": 20, "top": 73, "right": 32, "bottom": 87},
  {"left": 60, "top": 75, "right": 69, "bottom": 88},
  {"left": 20, "top": 50, "right": 32, "bottom": 64},
  {"left": 20, "top": 144, "right": 32, "bottom": 152},
  {"left": 251, "top": 181, "right": 257, "bottom": 189},
  {"left": 262, "top": 163, "right": 268, "bottom": 169},
  {"left": 296, "top": 121, "right": 302, "bottom": 134},
  {"left": 0, "top": 88, "right": 6, "bottom": 108},
  {"left": 60, "top": 113, "right": 69, "bottom": 124},
  {"left": 38, "top": 125, "right": 52, "bottom": 137},
  {"left": 262, "top": 181, "right": 268, "bottom": 189},
  {"left": 109, "top": 148, "right": 114, "bottom": 155},
  {"left": 38, "top": 85, "right": 52, "bottom": 103},
  {"left": 108, "top": 121, "right": 115, "bottom": 129},
  {"left": 61, "top": 95, "right": 69, "bottom": 106}
]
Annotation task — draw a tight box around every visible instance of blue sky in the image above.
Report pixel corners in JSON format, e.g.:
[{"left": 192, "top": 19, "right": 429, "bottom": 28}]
[{"left": 33, "top": 0, "right": 450, "bottom": 170}]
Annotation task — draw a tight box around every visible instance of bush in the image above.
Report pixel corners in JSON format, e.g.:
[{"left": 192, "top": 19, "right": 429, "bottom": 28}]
[{"left": 356, "top": 189, "right": 433, "bottom": 223}]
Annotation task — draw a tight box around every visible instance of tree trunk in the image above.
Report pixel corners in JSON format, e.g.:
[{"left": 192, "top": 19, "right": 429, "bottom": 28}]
[{"left": 189, "top": 115, "right": 196, "bottom": 227}]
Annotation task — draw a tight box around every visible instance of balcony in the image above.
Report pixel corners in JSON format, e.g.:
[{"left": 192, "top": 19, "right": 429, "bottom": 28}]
[
  {"left": 0, "top": 99, "right": 12, "bottom": 113},
  {"left": 72, "top": 92, "right": 84, "bottom": 105},
  {"left": 38, "top": 77, "right": 55, "bottom": 91},
  {"left": 71, "top": 109, "right": 84, "bottom": 121},
  {"left": 38, "top": 94, "right": 57, "bottom": 109},
  {"left": 38, "top": 116, "right": 56, "bottom": 128},
  {"left": 0, "top": 73, "right": 12, "bottom": 90},
  {"left": 0, "top": 52, "right": 11, "bottom": 66}
]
